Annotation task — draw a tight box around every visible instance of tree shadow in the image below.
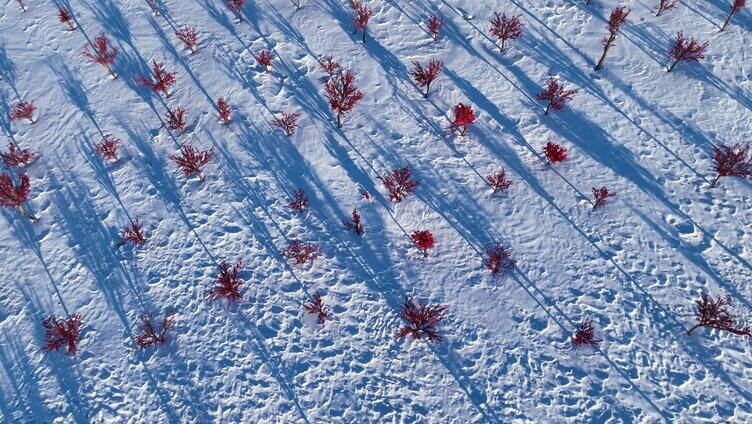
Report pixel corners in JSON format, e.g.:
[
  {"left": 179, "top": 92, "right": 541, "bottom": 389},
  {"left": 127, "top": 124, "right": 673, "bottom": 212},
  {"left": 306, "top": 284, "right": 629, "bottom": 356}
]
[
  {"left": 47, "top": 57, "right": 103, "bottom": 137},
  {"left": 0, "top": 39, "right": 18, "bottom": 98},
  {"left": 0, "top": 328, "right": 52, "bottom": 423}
]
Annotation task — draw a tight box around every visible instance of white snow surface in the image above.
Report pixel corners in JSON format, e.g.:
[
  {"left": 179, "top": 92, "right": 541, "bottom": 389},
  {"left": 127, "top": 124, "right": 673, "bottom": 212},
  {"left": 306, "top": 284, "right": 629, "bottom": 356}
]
[{"left": 1, "top": 0, "right": 752, "bottom": 422}]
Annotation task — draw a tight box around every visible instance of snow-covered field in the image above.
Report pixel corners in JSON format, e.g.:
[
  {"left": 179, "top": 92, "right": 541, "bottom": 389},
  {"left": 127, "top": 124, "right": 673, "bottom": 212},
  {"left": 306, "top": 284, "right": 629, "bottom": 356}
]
[{"left": 1, "top": 0, "right": 751, "bottom": 422}]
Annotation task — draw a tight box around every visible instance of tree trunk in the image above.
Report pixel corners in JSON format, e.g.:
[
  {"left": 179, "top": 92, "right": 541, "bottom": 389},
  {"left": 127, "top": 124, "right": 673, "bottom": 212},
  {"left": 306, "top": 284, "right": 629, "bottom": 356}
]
[
  {"left": 18, "top": 204, "right": 38, "bottom": 222},
  {"left": 336, "top": 113, "right": 342, "bottom": 128},
  {"left": 666, "top": 59, "right": 678, "bottom": 72},
  {"left": 710, "top": 175, "right": 720, "bottom": 188},
  {"left": 594, "top": 43, "right": 611, "bottom": 70},
  {"left": 687, "top": 324, "right": 702, "bottom": 335},
  {"left": 362, "top": 29, "right": 366, "bottom": 43},
  {"left": 720, "top": 11, "right": 733, "bottom": 31},
  {"left": 544, "top": 102, "right": 551, "bottom": 115}
]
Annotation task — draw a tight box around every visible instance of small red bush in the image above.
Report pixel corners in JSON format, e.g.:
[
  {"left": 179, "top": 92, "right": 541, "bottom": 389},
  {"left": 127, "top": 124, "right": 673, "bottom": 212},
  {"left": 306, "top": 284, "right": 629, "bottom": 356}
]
[
  {"left": 721, "top": 0, "right": 746, "bottom": 31},
  {"left": 43, "top": 314, "right": 83, "bottom": 355},
  {"left": 380, "top": 167, "right": 419, "bottom": 203},
  {"left": 135, "top": 311, "right": 174, "bottom": 349},
  {"left": 410, "top": 59, "right": 444, "bottom": 97},
  {"left": 572, "top": 318, "right": 601, "bottom": 346},
  {"left": 217, "top": 97, "right": 232, "bottom": 124},
  {"left": 304, "top": 292, "right": 332, "bottom": 324},
  {"left": 543, "top": 142, "right": 568, "bottom": 164},
  {"left": 656, "top": 0, "right": 677, "bottom": 16},
  {"left": 176, "top": 26, "right": 199, "bottom": 54},
  {"left": 687, "top": 293, "right": 750, "bottom": 336},
  {"left": 169, "top": 144, "right": 214, "bottom": 180},
  {"left": 343, "top": 208, "right": 364, "bottom": 235},
  {"left": 427, "top": 14, "right": 445, "bottom": 40},
  {"left": 450, "top": 103, "right": 475, "bottom": 136},
  {"left": 117, "top": 219, "right": 146, "bottom": 248},
  {"left": 319, "top": 56, "right": 341, "bottom": 75},
  {"left": 82, "top": 34, "right": 118, "bottom": 78},
  {"left": 58, "top": 7, "right": 76, "bottom": 31},
  {"left": 397, "top": 297, "right": 446, "bottom": 342},
  {"left": 711, "top": 143, "right": 752, "bottom": 187},
  {"left": 289, "top": 188, "right": 309, "bottom": 212},
  {"left": 271, "top": 112, "right": 301, "bottom": 136},
  {"left": 255, "top": 50, "right": 273, "bottom": 71},
  {"left": 485, "top": 244, "right": 516, "bottom": 275},
  {"left": 95, "top": 135, "right": 121, "bottom": 162},
  {"left": 489, "top": 12, "right": 524, "bottom": 52},
  {"left": 595, "top": 7, "right": 629, "bottom": 70},
  {"left": 136, "top": 60, "right": 176, "bottom": 97},
  {"left": 324, "top": 70, "right": 364, "bottom": 128},
  {"left": 667, "top": 31, "right": 708, "bottom": 72},
  {"left": 0, "top": 173, "right": 36, "bottom": 221},
  {"left": 165, "top": 107, "right": 187, "bottom": 133},
  {"left": 9, "top": 101, "right": 36, "bottom": 124},
  {"left": 226, "top": 0, "right": 246, "bottom": 21},
  {"left": 487, "top": 168, "right": 512, "bottom": 193},
  {"left": 411, "top": 230, "right": 435, "bottom": 257},
  {"left": 1, "top": 142, "right": 39, "bottom": 168},
  {"left": 207, "top": 259, "right": 245, "bottom": 303},
  {"left": 592, "top": 186, "right": 615, "bottom": 209},
  {"left": 351, "top": 0, "right": 372, "bottom": 42},
  {"left": 283, "top": 240, "right": 320, "bottom": 266},
  {"left": 537, "top": 78, "right": 577, "bottom": 114}
]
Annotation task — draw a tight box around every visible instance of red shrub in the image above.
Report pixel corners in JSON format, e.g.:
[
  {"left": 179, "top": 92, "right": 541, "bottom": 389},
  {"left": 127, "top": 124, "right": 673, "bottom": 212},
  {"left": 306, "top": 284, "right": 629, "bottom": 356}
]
[
  {"left": 283, "top": 240, "right": 320, "bottom": 266},
  {"left": 165, "top": 107, "right": 187, "bottom": 133},
  {"left": 289, "top": 188, "right": 309, "bottom": 212},
  {"left": 397, "top": 297, "right": 446, "bottom": 342},
  {"left": 176, "top": 26, "right": 199, "bottom": 54},
  {"left": 319, "top": 56, "right": 341, "bottom": 75},
  {"left": 487, "top": 168, "right": 512, "bottom": 193},
  {"left": 0, "top": 173, "right": 36, "bottom": 221},
  {"left": 226, "top": 0, "right": 246, "bottom": 20},
  {"left": 343, "top": 208, "right": 364, "bottom": 235},
  {"left": 217, "top": 97, "right": 231, "bottom": 124},
  {"left": 351, "top": 0, "right": 372, "bottom": 42},
  {"left": 537, "top": 78, "right": 577, "bottom": 114},
  {"left": 656, "top": 0, "right": 677, "bottom": 16},
  {"left": 427, "top": 14, "right": 445, "bottom": 40},
  {"left": 207, "top": 259, "right": 245, "bottom": 302},
  {"left": 687, "top": 293, "right": 751, "bottom": 336},
  {"left": 380, "top": 167, "right": 419, "bottom": 203},
  {"left": 595, "top": 7, "right": 629, "bottom": 70},
  {"left": 485, "top": 244, "right": 516, "bottom": 275},
  {"left": 489, "top": 12, "right": 524, "bottom": 52},
  {"left": 572, "top": 318, "right": 601, "bottom": 346},
  {"left": 721, "top": 0, "right": 746, "bottom": 31},
  {"left": 1, "top": 142, "right": 39, "bottom": 168},
  {"left": 304, "top": 292, "right": 332, "bottom": 324},
  {"left": 667, "top": 32, "right": 708, "bottom": 72},
  {"left": 411, "top": 230, "right": 435, "bottom": 257},
  {"left": 324, "top": 70, "right": 364, "bottom": 128},
  {"left": 410, "top": 59, "right": 444, "bottom": 97},
  {"left": 592, "top": 186, "right": 615, "bottom": 209},
  {"left": 135, "top": 311, "right": 175, "bottom": 349},
  {"left": 711, "top": 143, "right": 752, "bottom": 187},
  {"left": 43, "top": 314, "right": 83, "bottom": 355},
  {"left": 543, "top": 142, "right": 568, "bottom": 164},
  {"left": 450, "top": 103, "right": 475, "bottom": 136},
  {"left": 94, "top": 135, "right": 121, "bottom": 162},
  {"left": 9, "top": 101, "right": 36, "bottom": 124},
  {"left": 136, "top": 60, "right": 176, "bottom": 97},
  {"left": 82, "top": 34, "right": 118, "bottom": 78},
  {"left": 169, "top": 144, "right": 213, "bottom": 180},
  {"left": 255, "top": 50, "right": 273, "bottom": 71},
  {"left": 271, "top": 112, "right": 301, "bottom": 136},
  {"left": 58, "top": 7, "right": 76, "bottom": 31},
  {"left": 117, "top": 219, "right": 146, "bottom": 248},
  {"left": 16, "top": 0, "right": 27, "bottom": 11},
  {"left": 146, "top": 0, "right": 160, "bottom": 15}
]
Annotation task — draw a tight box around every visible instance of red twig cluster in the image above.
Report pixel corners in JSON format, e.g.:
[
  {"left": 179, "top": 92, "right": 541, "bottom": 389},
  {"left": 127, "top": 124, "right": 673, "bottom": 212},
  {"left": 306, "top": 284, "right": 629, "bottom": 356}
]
[
  {"left": 592, "top": 186, "right": 615, "bottom": 209},
  {"left": 656, "top": 0, "right": 677, "bottom": 16},
  {"left": 207, "top": 259, "right": 245, "bottom": 302},
  {"left": 380, "top": 167, "right": 419, "bottom": 203},
  {"left": 721, "top": 0, "right": 746, "bottom": 31},
  {"left": 543, "top": 142, "right": 568, "bottom": 164},
  {"left": 82, "top": 34, "right": 118, "bottom": 78},
  {"left": 324, "top": 70, "right": 364, "bottom": 128},
  {"left": 0, "top": 173, "right": 37, "bottom": 221},
  {"left": 136, "top": 60, "right": 176, "bottom": 97},
  {"left": 667, "top": 32, "right": 708, "bottom": 72},
  {"left": 711, "top": 143, "right": 752, "bottom": 187},
  {"left": 487, "top": 168, "right": 512, "bottom": 193},
  {"left": 304, "top": 292, "right": 332, "bottom": 324},
  {"left": 411, "top": 230, "right": 435, "bottom": 257},
  {"left": 217, "top": 97, "right": 232, "bottom": 124},
  {"left": 1, "top": 142, "right": 39, "bottom": 168},
  {"left": 95, "top": 135, "right": 122, "bottom": 162},
  {"left": 58, "top": 7, "right": 76, "bottom": 31},
  {"left": 351, "top": 0, "right": 373, "bottom": 42},
  {"left": 397, "top": 297, "right": 446, "bottom": 342},
  {"left": 283, "top": 240, "right": 320, "bottom": 266},
  {"left": 489, "top": 12, "right": 524, "bottom": 52},
  {"left": 537, "top": 78, "right": 577, "bottom": 114},
  {"left": 410, "top": 59, "right": 444, "bottom": 97},
  {"left": 43, "top": 314, "right": 83, "bottom": 355},
  {"left": 687, "top": 293, "right": 751, "bottom": 337},
  {"left": 343, "top": 208, "right": 364, "bottom": 235},
  {"left": 289, "top": 188, "right": 309, "bottom": 212},
  {"left": 450, "top": 103, "right": 475, "bottom": 136},
  {"left": 572, "top": 318, "right": 601, "bottom": 346},
  {"left": 9, "top": 101, "right": 36, "bottom": 124},
  {"left": 319, "top": 56, "right": 341, "bottom": 75},
  {"left": 226, "top": 0, "right": 246, "bottom": 21},
  {"left": 427, "top": 14, "right": 445, "bottom": 40},
  {"left": 255, "top": 50, "right": 273, "bottom": 71},
  {"left": 165, "top": 107, "right": 187, "bottom": 133},
  {"left": 176, "top": 26, "right": 199, "bottom": 54},
  {"left": 485, "top": 244, "right": 516, "bottom": 275},
  {"left": 595, "top": 7, "right": 629, "bottom": 70},
  {"left": 169, "top": 144, "right": 214, "bottom": 180},
  {"left": 271, "top": 112, "right": 301, "bottom": 136},
  {"left": 146, "top": 0, "right": 160, "bottom": 15},
  {"left": 117, "top": 219, "right": 146, "bottom": 248},
  {"left": 135, "top": 311, "right": 175, "bottom": 349}
]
